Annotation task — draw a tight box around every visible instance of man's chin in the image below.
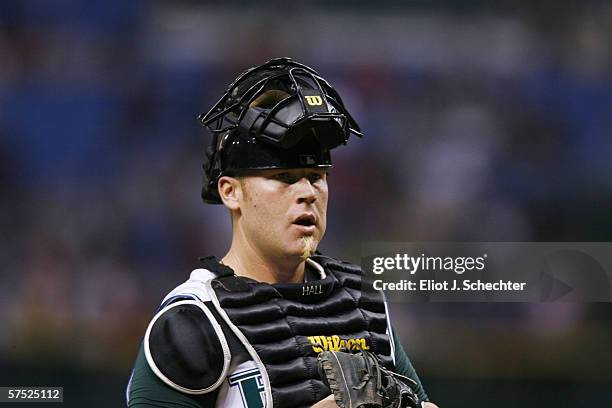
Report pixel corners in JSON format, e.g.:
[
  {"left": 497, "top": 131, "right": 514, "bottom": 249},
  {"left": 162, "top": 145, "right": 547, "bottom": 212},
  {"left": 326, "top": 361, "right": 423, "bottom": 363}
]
[
  {"left": 282, "top": 236, "right": 318, "bottom": 260},
  {"left": 300, "top": 236, "right": 316, "bottom": 260}
]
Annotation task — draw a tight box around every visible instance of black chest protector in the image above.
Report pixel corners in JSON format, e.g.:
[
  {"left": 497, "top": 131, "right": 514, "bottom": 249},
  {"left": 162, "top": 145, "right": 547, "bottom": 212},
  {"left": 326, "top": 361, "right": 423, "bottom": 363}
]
[{"left": 209, "top": 255, "right": 393, "bottom": 408}]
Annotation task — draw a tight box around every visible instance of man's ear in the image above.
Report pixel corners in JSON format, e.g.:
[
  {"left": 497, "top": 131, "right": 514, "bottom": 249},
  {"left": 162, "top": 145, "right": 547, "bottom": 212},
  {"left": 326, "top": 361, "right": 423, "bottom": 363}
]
[{"left": 218, "top": 176, "right": 242, "bottom": 211}]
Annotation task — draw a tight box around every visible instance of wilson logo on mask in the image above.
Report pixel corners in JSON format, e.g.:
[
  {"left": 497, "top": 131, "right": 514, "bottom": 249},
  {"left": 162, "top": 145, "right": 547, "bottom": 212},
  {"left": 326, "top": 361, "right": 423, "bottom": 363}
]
[{"left": 304, "top": 95, "right": 323, "bottom": 106}]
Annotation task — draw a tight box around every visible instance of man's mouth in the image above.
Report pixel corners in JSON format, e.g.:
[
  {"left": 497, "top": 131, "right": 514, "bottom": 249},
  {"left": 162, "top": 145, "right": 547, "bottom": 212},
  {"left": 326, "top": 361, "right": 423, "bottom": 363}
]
[
  {"left": 293, "top": 214, "right": 316, "bottom": 227},
  {"left": 293, "top": 214, "right": 317, "bottom": 233}
]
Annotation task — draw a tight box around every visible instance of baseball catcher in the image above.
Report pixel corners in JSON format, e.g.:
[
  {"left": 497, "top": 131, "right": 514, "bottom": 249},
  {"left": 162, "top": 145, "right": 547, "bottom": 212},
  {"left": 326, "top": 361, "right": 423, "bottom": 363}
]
[{"left": 126, "top": 58, "right": 439, "bottom": 408}]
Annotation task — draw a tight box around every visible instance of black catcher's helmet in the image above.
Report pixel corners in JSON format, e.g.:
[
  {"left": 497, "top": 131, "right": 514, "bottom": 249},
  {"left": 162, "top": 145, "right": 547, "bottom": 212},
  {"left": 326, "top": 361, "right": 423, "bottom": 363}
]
[{"left": 198, "top": 57, "right": 362, "bottom": 204}]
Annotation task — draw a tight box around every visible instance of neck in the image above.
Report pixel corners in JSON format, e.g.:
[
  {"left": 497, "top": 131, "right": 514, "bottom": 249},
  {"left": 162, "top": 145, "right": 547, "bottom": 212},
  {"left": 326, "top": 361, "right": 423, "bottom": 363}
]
[{"left": 222, "top": 231, "right": 305, "bottom": 284}]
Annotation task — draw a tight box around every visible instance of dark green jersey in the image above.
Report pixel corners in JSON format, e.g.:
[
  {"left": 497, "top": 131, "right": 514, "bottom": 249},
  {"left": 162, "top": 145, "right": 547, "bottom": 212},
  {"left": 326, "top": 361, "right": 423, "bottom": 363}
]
[{"left": 127, "top": 327, "right": 428, "bottom": 407}]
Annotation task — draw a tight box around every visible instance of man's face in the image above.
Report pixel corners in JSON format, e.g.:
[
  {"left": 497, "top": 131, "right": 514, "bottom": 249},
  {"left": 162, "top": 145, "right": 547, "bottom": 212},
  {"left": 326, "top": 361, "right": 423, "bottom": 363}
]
[{"left": 236, "top": 168, "right": 328, "bottom": 261}]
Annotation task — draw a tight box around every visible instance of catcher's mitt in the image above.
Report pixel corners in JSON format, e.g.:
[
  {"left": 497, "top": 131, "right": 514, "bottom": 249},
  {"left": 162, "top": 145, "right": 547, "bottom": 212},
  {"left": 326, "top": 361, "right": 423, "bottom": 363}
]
[{"left": 317, "top": 350, "right": 421, "bottom": 408}]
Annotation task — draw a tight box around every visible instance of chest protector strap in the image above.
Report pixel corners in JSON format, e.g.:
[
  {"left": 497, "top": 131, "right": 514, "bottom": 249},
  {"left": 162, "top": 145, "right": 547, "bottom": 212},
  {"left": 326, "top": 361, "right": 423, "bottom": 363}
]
[{"left": 205, "top": 255, "right": 392, "bottom": 408}]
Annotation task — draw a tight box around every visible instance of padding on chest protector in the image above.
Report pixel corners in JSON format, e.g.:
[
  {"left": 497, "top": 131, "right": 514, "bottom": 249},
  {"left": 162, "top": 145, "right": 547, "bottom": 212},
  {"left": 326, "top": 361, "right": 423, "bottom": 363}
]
[{"left": 144, "top": 299, "right": 231, "bottom": 394}]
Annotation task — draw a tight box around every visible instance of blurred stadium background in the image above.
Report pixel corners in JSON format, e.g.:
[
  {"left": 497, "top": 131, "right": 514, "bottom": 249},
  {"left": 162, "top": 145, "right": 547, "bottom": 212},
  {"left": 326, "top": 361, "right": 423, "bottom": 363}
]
[{"left": 1, "top": 1, "right": 611, "bottom": 406}]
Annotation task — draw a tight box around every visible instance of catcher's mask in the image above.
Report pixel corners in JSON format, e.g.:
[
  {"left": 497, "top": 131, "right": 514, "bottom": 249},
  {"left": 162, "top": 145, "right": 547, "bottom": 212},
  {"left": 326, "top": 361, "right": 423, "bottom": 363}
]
[{"left": 198, "top": 57, "right": 362, "bottom": 204}]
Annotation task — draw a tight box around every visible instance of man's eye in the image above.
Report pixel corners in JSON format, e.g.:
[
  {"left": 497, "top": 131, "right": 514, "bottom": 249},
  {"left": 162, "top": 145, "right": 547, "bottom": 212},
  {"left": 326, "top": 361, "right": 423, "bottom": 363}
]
[
  {"left": 274, "top": 173, "right": 295, "bottom": 183},
  {"left": 273, "top": 172, "right": 324, "bottom": 184},
  {"left": 307, "top": 173, "right": 322, "bottom": 183}
]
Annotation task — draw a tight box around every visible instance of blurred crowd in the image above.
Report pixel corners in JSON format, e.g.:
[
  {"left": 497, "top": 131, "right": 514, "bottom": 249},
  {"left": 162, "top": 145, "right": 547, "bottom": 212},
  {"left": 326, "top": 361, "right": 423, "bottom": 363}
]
[{"left": 1, "top": 0, "right": 611, "bottom": 382}]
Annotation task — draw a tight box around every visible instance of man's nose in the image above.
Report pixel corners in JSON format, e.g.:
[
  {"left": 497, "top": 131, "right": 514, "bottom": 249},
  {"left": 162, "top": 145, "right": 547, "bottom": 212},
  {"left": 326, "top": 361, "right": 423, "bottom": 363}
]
[{"left": 295, "top": 177, "right": 317, "bottom": 204}]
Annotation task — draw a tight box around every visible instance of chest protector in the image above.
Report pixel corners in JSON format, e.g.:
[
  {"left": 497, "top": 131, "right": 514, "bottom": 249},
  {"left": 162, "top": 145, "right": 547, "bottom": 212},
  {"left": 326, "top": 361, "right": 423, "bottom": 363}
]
[{"left": 206, "top": 255, "right": 393, "bottom": 408}]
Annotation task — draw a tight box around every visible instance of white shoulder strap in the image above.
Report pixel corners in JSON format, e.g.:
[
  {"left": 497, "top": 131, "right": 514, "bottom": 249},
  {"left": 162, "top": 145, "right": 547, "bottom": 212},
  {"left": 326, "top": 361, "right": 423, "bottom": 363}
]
[{"left": 161, "top": 268, "right": 217, "bottom": 305}]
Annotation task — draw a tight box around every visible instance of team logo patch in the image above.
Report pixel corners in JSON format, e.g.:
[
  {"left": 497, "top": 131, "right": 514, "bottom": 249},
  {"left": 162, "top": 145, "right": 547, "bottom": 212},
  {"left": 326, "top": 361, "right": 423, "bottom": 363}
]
[
  {"left": 308, "top": 335, "right": 370, "bottom": 353},
  {"left": 299, "top": 155, "right": 317, "bottom": 166},
  {"left": 228, "top": 368, "right": 265, "bottom": 408}
]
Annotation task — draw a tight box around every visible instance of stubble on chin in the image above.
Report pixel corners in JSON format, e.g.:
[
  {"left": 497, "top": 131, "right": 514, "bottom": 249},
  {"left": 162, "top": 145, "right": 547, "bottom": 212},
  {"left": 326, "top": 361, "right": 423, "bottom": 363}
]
[{"left": 300, "top": 236, "right": 317, "bottom": 260}]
